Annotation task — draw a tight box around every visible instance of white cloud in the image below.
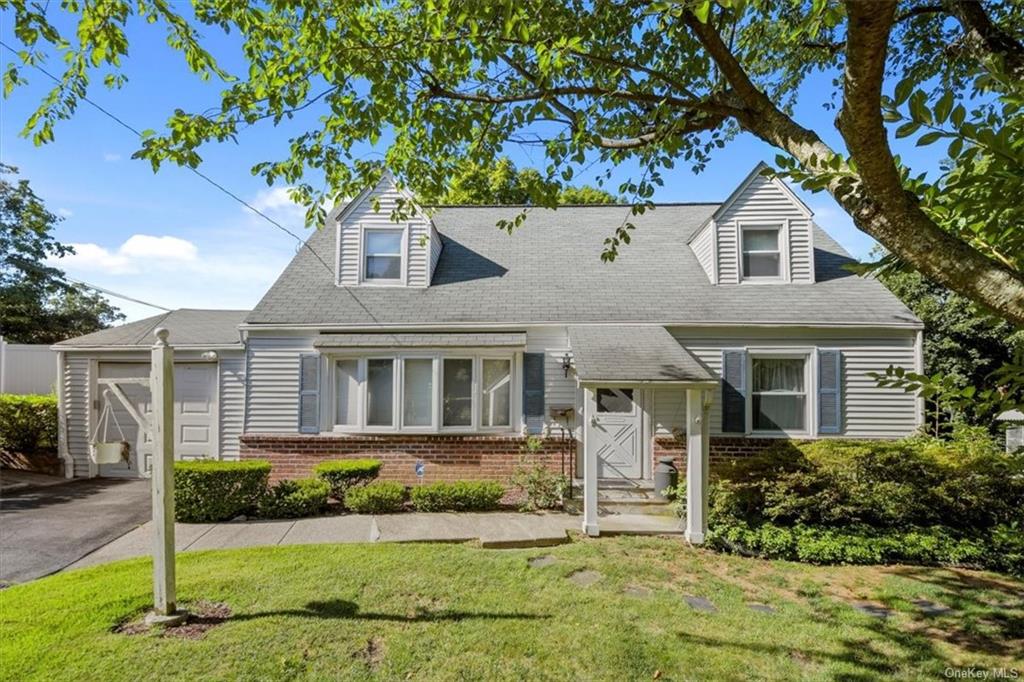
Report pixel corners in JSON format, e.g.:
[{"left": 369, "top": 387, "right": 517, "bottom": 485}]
[
  {"left": 51, "top": 234, "right": 199, "bottom": 275},
  {"left": 57, "top": 208, "right": 73, "bottom": 218},
  {"left": 103, "top": 152, "right": 121, "bottom": 162}
]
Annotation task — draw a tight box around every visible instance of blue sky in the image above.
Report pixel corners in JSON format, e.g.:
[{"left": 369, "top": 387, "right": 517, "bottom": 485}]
[{"left": 2, "top": 14, "right": 946, "bottom": 322}]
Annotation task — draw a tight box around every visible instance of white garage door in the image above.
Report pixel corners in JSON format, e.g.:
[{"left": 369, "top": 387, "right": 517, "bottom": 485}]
[{"left": 96, "top": 362, "right": 218, "bottom": 477}]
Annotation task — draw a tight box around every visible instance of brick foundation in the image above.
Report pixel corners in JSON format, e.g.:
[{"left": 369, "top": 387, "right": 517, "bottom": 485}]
[
  {"left": 240, "top": 433, "right": 576, "bottom": 484},
  {"left": 652, "top": 436, "right": 781, "bottom": 475}
]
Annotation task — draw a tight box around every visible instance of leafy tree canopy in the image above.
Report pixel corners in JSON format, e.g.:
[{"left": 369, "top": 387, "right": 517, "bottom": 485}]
[
  {"left": 4, "top": 0, "right": 1023, "bottom": 326},
  {"left": 0, "top": 164, "right": 123, "bottom": 344},
  {"left": 877, "top": 262, "right": 1024, "bottom": 430},
  {"left": 434, "top": 157, "right": 620, "bottom": 204}
]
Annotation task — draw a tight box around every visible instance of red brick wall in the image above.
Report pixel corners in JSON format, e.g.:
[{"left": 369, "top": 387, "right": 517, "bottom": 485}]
[
  {"left": 239, "top": 433, "right": 576, "bottom": 484},
  {"left": 652, "top": 435, "right": 781, "bottom": 475}
]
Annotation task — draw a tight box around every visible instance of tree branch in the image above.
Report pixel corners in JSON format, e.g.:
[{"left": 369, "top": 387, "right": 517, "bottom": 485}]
[{"left": 944, "top": 0, "right": 1024, "bottom": 79}]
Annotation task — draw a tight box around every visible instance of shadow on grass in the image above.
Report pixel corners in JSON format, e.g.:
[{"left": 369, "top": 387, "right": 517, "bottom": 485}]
[{"left": 231, "top": 598, "right": 551, "bottom": 624}]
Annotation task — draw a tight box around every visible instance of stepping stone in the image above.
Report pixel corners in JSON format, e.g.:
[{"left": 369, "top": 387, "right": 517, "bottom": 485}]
[
  {"left": 568, "top": 569, "right": 602, "bottom": 587},
  {"left": 623, "top": 584, "right": 652, "bottom": 598},
  {"left": 528, "top": 555, "right": 557, "bottom": 569},
  {"left": 684, "top": 595, "right": 717, "bottom": 613},
  {"left": 747, "top": 602, "right": 775, "bottom": 614},
  {"left": 852, "top": 602, "right": 893, "bottom": 619},
  {"left": 911, "top": 599, "right": 953, "bottom": 616}
]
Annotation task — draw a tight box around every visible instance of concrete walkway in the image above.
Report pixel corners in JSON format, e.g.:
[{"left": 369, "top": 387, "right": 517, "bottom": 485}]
[{"left": 68, "top": 511, "right": 683, "bottom": 571}]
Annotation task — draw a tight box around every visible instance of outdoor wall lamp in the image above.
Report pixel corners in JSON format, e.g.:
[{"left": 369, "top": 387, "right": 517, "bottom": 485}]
[
  {"left": 201, "top": 351, "right": 218, "bottom": 361},
  {"left": 561, "top": 352, "right": 572, "bottom": 378}
]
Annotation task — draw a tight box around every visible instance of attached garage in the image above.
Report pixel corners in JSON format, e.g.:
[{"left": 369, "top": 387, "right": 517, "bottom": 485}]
[{"left": 52, "top": 309, "right": 249, "bottom": 479}]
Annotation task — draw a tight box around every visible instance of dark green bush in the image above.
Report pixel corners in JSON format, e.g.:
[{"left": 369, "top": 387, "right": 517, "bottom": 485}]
[
  {"left": 345, "top": 481, "right": 406, "bottom": 513},
  {"left": 0, "top": 394, "right": 57, "bottom": 455},
  {"left": 313, "top": 458, "right": 382, "bottom": 501},
  {"left": 174, "top": 460, "right": 271, "bottom": 522},
  {"left": 257, "top": 478, "right": 330, "bottom": 519},
  {"left": 409, "top": 480, "right": 505, "bottom": 512}
]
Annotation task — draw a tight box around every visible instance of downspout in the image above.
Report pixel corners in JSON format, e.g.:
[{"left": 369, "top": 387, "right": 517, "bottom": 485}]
[{"left": 55, "top": 351, "right": 75, "bottom": 478}]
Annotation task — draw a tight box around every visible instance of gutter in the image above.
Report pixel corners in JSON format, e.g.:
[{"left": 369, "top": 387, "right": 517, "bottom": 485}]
[{"left": 237, "top": 319, "right": 925, "bottom": 332}]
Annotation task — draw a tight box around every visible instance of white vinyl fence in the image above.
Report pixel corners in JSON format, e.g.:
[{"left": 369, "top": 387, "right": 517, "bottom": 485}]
[{"left": 0, "top": 336, "right": 57, "bottom": 395}]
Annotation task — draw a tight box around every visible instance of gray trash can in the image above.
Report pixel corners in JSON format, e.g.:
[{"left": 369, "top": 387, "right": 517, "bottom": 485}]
[{"left": 653, "top": 456, "right": 678, "bottom": 501}]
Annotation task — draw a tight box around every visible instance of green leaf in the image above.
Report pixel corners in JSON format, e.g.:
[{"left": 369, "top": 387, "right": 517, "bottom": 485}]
[
  {"left": 916, "top": 131, "right": 944, "bottom": 146},
  {"left": 893, "top": 77, "right": 915, "bottom": 106}
]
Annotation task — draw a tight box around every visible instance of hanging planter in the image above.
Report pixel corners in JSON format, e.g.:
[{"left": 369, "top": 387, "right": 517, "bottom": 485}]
[{"left": 90, "top": 394, "right": 131, "bottom": 465}]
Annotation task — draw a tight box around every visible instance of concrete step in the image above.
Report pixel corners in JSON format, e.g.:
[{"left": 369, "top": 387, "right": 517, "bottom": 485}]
[
  {"left": 597, "top": 514, "right": 684, "bottom": 536},
  {"left": 564, "top": 484, "right": 677, "bottom": 516}
]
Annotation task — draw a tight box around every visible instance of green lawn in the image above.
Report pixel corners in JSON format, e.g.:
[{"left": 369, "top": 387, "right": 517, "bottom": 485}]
[{"left": 2, "top": 537, "right": 1021, "bottom": 681}]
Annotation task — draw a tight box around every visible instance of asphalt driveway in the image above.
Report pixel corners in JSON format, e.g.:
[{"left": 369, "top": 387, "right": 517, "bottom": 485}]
[{"left": 0, "top": 477, "right": 151, "bottom": 584}]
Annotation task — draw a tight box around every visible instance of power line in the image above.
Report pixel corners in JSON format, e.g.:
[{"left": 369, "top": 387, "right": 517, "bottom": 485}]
[
  {"left": 64, "top": 276, "right": 173, "bottom": 312},
  {"left": 0, "top": 40, "right": 335, "bottom": 276}
]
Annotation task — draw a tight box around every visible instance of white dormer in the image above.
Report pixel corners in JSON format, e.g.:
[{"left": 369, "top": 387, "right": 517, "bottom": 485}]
[
  {"left": 688, "top": 162, "right": 815, "bottom": 285},
  {"left": 329, "top": 171, "right": 441, "bottom": 288}
]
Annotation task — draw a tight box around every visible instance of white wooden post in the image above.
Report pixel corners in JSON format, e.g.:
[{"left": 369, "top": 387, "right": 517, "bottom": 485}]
[
  {"left": 685, "top": 388, "right": 708, "bottom": 544},
  {"left": 147, "top": 328, "right": 182, "bottom": 623},
  {"left": 581, "top": 387, "right": 600, "bottom": 537}
]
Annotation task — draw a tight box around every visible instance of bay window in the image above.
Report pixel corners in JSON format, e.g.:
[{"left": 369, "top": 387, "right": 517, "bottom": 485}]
[
  {"left": 751, "top": 356, "right": 807, "bottom": 432},
  {"left": 330, "top": 353, "right": 516, "bottom": 432}
]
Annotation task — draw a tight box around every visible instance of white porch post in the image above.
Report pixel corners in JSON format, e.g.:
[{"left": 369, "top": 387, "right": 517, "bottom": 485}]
[
  {"left": 149, "top": 328, "right": 180, "bottom": 621},
  {"left": 685, "top": 388, "right": 709, "bottom": 544},
  {"left": 581, "top": 386, "right": 600, "bottom": 537}
]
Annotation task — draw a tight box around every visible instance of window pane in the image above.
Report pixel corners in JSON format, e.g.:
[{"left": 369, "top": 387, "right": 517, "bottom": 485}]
[
  {"left": 596, "top": 388, "right": 634, "bottom": 413},
  {"left": 481, "top": 359, "right": 511, "bottom": 427},
  {"left": 403, "top": 358, "right": 433, "bottom": 427},
  {"left": 752, "top": 358, "right": 805, "bottom": 392},
  {"left": 335, "top": 359, "right": 359, "bottom": 426},
  {"left": 365, "top": 231, "right": 402, "bottom": 255},
  {"left": 443, "top": 359, "right": 473, "bottom": 426},
  {"left": 743, "top": 228, "right": 778, "bottom": 251},
  {"left": 743, "top": 252, "right": 780, "bottom": 277},
  {"left": 365, "top": 255, "right": 401, "bottom": 280},
  {"left": 754, "top": 395, "right": 806, "bottom": 430},
  {"left": 366, "top": 359, "right": 394, "bottom": 426}
]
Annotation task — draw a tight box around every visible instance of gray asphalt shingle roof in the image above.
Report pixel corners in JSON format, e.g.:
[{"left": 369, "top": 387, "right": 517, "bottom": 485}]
[
  {"left": 314, "top": 332, "right": 526, "bottom": 348},
  {"left": 246, "top": 203, "right": 918, "bottom": 328},
  {"left": 54, "top": 309, "right": 248, "bottom": 348},
  {"left": 569, "top": 326, "right": 715, "bottom": 383}
]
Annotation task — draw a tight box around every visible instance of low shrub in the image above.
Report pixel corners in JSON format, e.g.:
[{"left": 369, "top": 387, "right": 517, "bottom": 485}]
[
  {"left": 314, "top": 458, "right": 382, "bottom": 501},
  {"left": 510, "top": 446, "right": 568, "bottom": 511},
  {"left": 174, "top": 460, "right": 271, "bottom": 523},
  {"left": 409, "top": 480, "right": 505, "bottom": 512},
  {"left": 257, "top": 478, "right": 330, "bottom": 519},
  {"left": 345, "top": 481, "right": 406, "bottom": 513},
  {"left": 0, "top": 394, "right": 57, "bottom": 455}
]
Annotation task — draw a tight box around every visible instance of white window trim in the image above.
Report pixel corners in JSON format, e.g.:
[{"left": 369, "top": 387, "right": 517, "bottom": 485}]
[
  {"left": 739, "top": 222, "right": 789, "bottom": 283},
  {"left": 746, "top": 348, "right": 813, "bottom": 437},
  {"left": 359, "top": 224, "right": 408, "bottom": 286},
  {"left": 325, "top": 349, "right": 520, "bottom": 435}
]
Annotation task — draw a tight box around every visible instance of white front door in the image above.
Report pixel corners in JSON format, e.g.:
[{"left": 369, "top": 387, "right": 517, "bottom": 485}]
[
  {"left": 586, "top": 387, "right": 644, "bottom": 479},
  {"left": 96, "top": 362, "right": 218, "bottom": 477}
]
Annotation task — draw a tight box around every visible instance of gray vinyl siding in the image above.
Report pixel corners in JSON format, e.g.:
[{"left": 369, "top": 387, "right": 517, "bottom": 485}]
[
  {"left": 689, "top": 222, "right": 715, "bottom": 283},
  {"left": 244, "top": 336, "right": 314, "bottom": 432},
  {"left": 716, "top": 173, "right": 814, "bottom": 284},
  {"left": 336, "top": 176, "right": 433, "bottom": 287},
  {"left": 669, "top": 327, "right": 919, "bottom": 438},
  {"left": 524, "top": 326, "right": 577, "bottom": 435},
  {"left": 652, "top": 388, "right": 686, "bottom": 436},
  {"left": 62, "top": 354, "right": 91, "bottom": 477},
  {"left": 218, "top": 355, "right": 246, "bottom": 459}
]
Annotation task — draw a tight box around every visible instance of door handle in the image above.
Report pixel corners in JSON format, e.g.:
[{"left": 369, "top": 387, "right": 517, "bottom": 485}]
[{"left": 590, "top": 416, "right": 598, "bottom": 426}]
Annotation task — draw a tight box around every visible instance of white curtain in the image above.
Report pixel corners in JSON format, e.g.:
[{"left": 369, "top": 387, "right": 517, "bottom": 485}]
[{"left": 752, "top": 358, "right": 804, "bottom": 392}]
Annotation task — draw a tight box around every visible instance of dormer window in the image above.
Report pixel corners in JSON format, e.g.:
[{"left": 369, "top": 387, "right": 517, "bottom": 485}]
[
  {"left": 363, "top": 228, "right": 405, "bottom": 283},
  {"left": 741, "top": 225, "right": 782, "bottom": 280}
]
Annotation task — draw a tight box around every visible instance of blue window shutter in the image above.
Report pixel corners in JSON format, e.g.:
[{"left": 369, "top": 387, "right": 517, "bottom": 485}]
[
  {"left": 522, "top": 352, "right": 545, "bottom": 418},
  {"left": 298, "top": 354, "right": 320, "bottom": 434},
  {"left": 721, "top": 349, "right": 747, "bottom": 433},
  {"left": 818, "top": 349, "right": 842, "bottom": 434}
]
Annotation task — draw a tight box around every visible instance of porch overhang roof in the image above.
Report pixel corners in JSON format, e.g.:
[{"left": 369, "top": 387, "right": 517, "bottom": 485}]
[
  {"left": 313, "top": 332, "right": 527, "bottom": 349},
  {"left": 568, "top": 326, "right": 716, "bottom": 385}
]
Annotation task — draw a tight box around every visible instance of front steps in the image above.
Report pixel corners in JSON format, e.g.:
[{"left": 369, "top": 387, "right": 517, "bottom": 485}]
[{"left": 564, "top": 480, "right": 683, "bottom": 535}]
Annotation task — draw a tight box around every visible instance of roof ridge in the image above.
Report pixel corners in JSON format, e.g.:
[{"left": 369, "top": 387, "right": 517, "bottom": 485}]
[{"left": 427, "top": 202, "right": 722, "bottom": 209}]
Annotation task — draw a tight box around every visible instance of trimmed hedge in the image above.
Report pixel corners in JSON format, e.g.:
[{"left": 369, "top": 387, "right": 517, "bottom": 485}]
[
  {"left": 0, "top": 394, "right": 57, "bottom": 455},
  {"left": 258, "top": 478, "right": 330, "bottom": 519},
  {"left": 345, "top": 481, "right": 406, "bottom": 514},
  {"left": 174, "top": 460, "right": 271, "bottom": 523},
  {"left": 409, "top": 481, "right": 505, "bottom": 512},
  {"left": 314, "top": 458, "right": 382, "bottom": 501}
]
